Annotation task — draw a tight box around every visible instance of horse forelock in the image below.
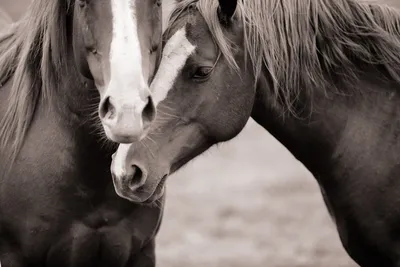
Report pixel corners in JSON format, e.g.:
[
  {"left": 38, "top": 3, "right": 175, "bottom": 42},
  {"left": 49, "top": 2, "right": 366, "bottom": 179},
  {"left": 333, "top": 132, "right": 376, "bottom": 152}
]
[
  {"left": 168, "top": 0, "right": 400, "bottom": 115},
  {"left": 0, "top": 0, "right": 75, "bottom": 164}
]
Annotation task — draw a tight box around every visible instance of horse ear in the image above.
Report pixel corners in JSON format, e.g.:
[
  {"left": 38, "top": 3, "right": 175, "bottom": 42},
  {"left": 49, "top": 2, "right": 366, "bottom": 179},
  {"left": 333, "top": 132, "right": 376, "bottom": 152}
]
[{"left": 217, "top": 0, "right": 238, "bottom": 24}]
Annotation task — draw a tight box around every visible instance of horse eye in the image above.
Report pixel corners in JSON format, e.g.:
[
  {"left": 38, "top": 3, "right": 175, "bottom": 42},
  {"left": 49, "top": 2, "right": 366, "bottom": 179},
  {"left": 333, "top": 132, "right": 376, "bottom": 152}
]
[
  {"left": 192, "top": 66, "right": 212, "bottom": 80},
  {"left": 149, "top": 44, "right": 159, "bottom": 54},
  {"left": 87, "top": 47, "right": 98, "bottom": 55},
  {"left": 78, "top": 0, "right": 86, "bottom": 8}
]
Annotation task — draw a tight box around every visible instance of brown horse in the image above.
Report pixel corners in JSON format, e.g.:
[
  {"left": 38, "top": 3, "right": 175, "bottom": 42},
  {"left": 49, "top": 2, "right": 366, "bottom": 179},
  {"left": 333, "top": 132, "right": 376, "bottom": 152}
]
[
  {"left": 111, "top": 0, "right": 400, "bottom": 266},
  {"left": 0, "top": 1, "right": 164, "bottom": 266}
]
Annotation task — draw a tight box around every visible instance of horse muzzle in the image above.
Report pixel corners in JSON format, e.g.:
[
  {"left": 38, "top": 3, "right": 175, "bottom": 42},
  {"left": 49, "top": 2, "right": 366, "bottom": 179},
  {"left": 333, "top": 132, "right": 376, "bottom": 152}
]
[{"left": 99, "top": 94, "right": 155, "bottom": 143}]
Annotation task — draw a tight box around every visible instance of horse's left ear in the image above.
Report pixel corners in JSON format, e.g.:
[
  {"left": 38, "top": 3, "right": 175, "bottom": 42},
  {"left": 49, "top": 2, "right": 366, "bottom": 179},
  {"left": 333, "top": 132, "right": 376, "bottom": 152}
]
[{"left": 217, "top": 0, "right": 238, "bottom": 24}]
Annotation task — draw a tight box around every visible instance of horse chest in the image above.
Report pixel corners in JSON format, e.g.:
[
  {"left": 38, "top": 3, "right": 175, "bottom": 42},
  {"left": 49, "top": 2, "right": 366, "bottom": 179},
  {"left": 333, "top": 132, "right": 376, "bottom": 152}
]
[
  {"left": 45, "top": 221, "right": 143, "bottom": 267},
  {"left": 0, "top": 148, "right": 162, "bottom": 266},
  {"left": 0, "top": 187, "right": 162, "bottom": 266}
]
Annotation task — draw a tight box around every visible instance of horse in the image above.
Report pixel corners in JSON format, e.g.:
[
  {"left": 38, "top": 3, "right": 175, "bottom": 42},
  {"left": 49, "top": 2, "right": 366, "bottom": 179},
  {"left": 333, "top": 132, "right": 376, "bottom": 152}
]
[
  {"left": 0, "top": 0, "right": 165, "bottom": 266},
  {"left": 111, "top": 0, "right": 400, "bottom": 265}
]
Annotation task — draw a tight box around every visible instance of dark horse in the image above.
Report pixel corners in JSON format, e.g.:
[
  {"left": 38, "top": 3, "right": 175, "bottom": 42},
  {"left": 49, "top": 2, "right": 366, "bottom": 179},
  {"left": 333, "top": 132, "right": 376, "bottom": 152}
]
[
  {"left": 111, "top": 0, "right": 400, "bottom": 266},
  {"left": 0, "top": 1, "right": 165, "bottom": 266}
]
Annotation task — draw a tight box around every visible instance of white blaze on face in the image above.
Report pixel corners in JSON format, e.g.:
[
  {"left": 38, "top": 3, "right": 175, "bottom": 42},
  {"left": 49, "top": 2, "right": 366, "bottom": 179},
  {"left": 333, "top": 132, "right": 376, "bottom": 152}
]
[
  {"left": 111, "top": 27, "right": 196, "bottom": 179},
  {"left": 151, "top": 27, "right": 196, "bottom": 106},
  {"left": 109, "top": 0, "right": 146, "bottom": 106},
  {"left": 111, "top": 143, "right": 132, "bottom": 179}
]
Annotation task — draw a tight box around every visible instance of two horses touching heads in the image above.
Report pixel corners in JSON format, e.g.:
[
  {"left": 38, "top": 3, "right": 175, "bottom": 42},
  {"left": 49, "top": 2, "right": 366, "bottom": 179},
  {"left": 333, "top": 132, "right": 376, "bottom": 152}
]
[
  {"left": 1, "top": 0, "right": 400, "bottom": 266},
  {"left": 112, "top": 0, "right": 400, "bottom": 266}
]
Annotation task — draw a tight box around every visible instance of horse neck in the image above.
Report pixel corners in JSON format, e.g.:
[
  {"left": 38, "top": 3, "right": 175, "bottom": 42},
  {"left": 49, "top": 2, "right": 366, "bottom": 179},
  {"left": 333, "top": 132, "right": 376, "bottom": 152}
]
[
  {"left": 251, "top": 68, "right": 400, "bottom": 180},
  {"left": 35, "top": 78, "right": 115, "bottom": 186},
  {"left": 39, "top": 54, "right": 113, "bottom": 166},
  {"left": 53, "top": 79, "right": 113, "bottom": 156}
]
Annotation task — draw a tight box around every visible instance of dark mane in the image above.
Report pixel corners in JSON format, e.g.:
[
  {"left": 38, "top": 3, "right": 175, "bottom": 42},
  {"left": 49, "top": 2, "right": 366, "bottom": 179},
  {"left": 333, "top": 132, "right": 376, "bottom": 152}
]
[
  {"left": 168, "top": 0, "right": 400, "bottom": 113},
  {"left": 0, "top": 0, "right": 76, "bottom": 160}
]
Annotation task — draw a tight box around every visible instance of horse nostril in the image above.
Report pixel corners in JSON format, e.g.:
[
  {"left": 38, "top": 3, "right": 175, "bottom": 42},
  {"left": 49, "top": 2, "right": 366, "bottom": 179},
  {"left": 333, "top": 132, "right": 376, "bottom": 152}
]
[
  {"left": 142, "top": 96, "right": 156, "bottom": 130},
  {"left": 128, "top": 164, "right": 146, "bottom": 191},
  {"left": 100, "top": 96, "right": 115, "bottom": 119}
]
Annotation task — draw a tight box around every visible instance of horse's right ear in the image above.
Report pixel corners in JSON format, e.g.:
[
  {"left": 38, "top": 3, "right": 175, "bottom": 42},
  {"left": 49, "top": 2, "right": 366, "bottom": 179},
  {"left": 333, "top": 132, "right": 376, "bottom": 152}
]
[{"left": 217, "top": 0, "right": 238, "bottom": 25}]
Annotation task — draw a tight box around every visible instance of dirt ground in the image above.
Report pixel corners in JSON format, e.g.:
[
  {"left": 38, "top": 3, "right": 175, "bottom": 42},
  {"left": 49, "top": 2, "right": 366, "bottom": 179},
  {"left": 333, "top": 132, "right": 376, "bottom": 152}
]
[{"left": 1, "top": 0, "right": 399, "bottom": 266}]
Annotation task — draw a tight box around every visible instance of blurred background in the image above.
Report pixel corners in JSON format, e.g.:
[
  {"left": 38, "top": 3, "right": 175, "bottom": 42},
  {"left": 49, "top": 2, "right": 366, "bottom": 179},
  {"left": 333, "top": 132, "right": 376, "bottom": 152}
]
[{"left": 1, "top": 0, "right": 399, "bottom": 266}]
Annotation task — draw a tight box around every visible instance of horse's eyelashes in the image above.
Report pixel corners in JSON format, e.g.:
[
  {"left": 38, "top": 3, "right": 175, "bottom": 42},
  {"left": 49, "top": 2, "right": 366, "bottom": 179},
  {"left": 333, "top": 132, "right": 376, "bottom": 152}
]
[{"left": 192, "top": 66, "right": 213, "bottom": 81}]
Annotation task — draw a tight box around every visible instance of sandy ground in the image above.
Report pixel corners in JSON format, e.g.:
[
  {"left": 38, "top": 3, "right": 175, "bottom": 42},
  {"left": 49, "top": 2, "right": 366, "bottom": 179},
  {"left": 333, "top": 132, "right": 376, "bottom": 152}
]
[{"left": 1, "top": 0, "right": 399, "bottom": 266}]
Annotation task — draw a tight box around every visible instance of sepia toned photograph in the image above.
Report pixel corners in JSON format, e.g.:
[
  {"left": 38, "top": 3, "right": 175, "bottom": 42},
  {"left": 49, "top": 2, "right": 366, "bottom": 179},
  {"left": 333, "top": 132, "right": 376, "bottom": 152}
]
[{"left": 1, "top": 0, "right": 400, "bottom": 266}]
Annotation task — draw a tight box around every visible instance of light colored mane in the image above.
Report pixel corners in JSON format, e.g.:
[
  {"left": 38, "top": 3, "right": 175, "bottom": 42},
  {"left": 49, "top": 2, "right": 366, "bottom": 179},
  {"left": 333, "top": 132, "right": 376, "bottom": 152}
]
[
  {"left": 0, "top": 0, "right": 74, "bottom": 160},
  {"left": 168, "top": 0, "right": 400, "bottom": 113}
]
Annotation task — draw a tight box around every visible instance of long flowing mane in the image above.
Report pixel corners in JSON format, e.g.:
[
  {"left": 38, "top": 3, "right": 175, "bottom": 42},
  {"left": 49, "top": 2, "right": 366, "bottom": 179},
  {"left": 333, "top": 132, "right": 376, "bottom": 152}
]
[
  {"left": 0, "top": 0, "right": 76, "bottom": 160},
  {"left": 168, "top": 0, "right": 400, "bottom": 113}
]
